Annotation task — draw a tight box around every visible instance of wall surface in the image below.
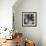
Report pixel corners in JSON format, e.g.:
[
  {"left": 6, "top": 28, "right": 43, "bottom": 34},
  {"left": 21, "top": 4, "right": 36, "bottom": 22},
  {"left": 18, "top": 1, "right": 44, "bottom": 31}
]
[
  {"left": 41, "top": 0, "right": 46, "bottom": 46},
  {"left": 0, "top": 0, "right": 16, "bottom": 29},
  {"left": 13, "top": 0, "right": 41, "bottom": 46},
  {"left": 13, "top": 0, "right": 46, "bottom": 46}
]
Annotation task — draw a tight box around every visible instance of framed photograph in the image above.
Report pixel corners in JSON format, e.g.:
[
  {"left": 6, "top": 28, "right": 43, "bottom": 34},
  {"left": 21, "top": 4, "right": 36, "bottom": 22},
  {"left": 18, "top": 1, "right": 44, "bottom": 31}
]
[{"left": 22, "top": 12, "right": 37, "bottom": 27}]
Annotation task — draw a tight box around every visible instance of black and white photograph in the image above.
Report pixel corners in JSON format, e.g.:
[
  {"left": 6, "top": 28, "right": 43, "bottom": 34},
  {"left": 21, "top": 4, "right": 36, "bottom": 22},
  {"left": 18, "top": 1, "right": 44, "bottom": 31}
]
[{"left": 22, "top": 12, "right": 37, "bottom": 27}]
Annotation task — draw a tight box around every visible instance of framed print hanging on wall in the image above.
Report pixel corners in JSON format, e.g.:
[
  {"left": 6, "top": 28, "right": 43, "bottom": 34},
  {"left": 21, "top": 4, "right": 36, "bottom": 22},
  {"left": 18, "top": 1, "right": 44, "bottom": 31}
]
[{"left": 22, "top": 12, "right": 37, "bottom": 27}]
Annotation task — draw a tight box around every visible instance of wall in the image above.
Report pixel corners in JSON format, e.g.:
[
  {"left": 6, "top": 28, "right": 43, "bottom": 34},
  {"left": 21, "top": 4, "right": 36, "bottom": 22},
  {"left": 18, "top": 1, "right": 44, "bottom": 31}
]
[
  {"left": 13, "top": 0, "right": 41, "bottom": 46},
  {"left": 41, "top": 0, "right": 46, "bottom": 46},
  {"left": 0, "top": 0, "right": 16, "bottom": 30}
]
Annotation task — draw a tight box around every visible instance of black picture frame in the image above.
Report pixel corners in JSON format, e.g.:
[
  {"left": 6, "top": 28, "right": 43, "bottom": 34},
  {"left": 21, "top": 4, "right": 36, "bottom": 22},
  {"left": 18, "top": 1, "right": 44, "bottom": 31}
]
[{"left": 22, "top": 12, "right": 37, "bottom": 27}]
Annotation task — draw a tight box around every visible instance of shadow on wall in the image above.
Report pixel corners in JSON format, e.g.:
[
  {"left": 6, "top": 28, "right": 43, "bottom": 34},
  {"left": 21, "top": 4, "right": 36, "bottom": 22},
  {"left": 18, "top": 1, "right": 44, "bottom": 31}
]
[{"left": 12, "top": 0, "right": 24, "bottom": 11}]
